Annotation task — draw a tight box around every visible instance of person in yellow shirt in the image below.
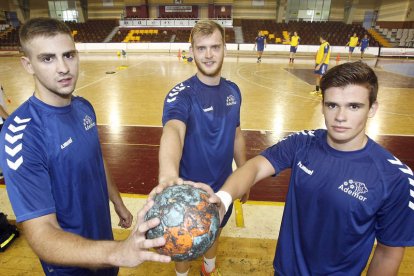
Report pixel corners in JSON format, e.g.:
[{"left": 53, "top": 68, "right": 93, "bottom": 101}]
[
  {"left": 311, "top": 33, "right": 330, "bottom": 96},
  {"left": 345, "top": 32, "right": 359, "bottom": 61},
  {"left": 289, "top": 31, "right": 300, "bottom": 63}
]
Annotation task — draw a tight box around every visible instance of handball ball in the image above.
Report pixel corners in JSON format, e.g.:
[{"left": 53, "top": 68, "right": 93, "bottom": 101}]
[{"left": 145, "top": 184, "right": 220, "bottom": 261}]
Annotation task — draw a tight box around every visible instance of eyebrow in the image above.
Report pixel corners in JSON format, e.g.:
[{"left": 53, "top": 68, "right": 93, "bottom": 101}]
[
  {"left": 195, "top": 43, "right": 222, "bottom": 48},
  {"left": 37, "top": 50, "right": 77, "bottom": 59},
  {"left": 324, "top": 101, "right": 366, "bottom": 106}
]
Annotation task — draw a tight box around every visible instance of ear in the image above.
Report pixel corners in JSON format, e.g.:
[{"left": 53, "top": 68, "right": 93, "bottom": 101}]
[
  {"left": 20, "top": 56, "right": 35, "bottom": 75},
  {"left": 189, "top": 45, "right": 193, "bottom": 56},
  {"left": 224, "top": 44, "right": 227, "bottom": 57},
  {"left": 368, "top": 101, "right": 378, "bottom": 118}
]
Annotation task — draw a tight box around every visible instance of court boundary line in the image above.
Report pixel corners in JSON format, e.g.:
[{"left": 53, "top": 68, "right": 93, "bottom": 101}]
[{"left": 235, "top": 64, "right": 320, "bottom": 101}]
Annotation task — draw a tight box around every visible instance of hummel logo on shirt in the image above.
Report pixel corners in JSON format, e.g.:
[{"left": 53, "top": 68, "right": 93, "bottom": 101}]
[
  {"left": 61, "top": 137, "right": 73, "bottom": 149},
  {"left": 297, "top": 161, "right": 313, "bottom": 175},
  {"left": 5, "top": 116, "right": 31, "bottom": 170},
  {"left": 167, "top": 83, "right": 188, "bottom": 103},
  {"left": 203, "top": 106, "right": 213, "bottom": 112},
  {"left": 388, "top": 156, "right": 414, "bottom": 211},
  {"left": 338, "top": 179, "right": 368, "bottom": 202}
]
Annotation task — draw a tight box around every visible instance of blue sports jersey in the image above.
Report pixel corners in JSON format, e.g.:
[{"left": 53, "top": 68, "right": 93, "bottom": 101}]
[
  {"left": 261, "top": 129, "right": 414, "bottom": 275},
  {"left": 0, "top": 96, "right": 117, "bottom": 275},
  {"left": 361, "top": 38, "right": 369, "bottom": 50},
  {"left": 162, "top": 75, "right": 241, "bottom": 192},
  {"left": 256, "top": 36, "right": 266, "bottom": 51}
]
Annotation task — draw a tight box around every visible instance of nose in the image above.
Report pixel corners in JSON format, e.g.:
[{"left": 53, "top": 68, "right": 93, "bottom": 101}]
[
  {"left": 335, "top": 107, "right": 346, "bottom": 122},
  {"left": 205, "top": 48, "right": 213, "bottom": 59},
  {"left": 57, "top": 58, "right": 69, "bottom": 75}
]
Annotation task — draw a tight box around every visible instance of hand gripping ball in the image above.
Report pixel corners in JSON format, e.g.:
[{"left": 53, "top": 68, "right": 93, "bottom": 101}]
[{"left": 145, "top": 185, "right": 220, "bottom": 261}]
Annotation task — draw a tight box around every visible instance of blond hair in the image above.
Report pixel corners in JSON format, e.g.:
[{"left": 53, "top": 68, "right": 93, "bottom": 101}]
[{"left": 190, "top": 20, "right": 225, "bottom": 46}]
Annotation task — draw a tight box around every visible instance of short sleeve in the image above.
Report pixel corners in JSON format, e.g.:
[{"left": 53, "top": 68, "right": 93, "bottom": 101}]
[
  {"left": 1, "top": 116, "right": 55, "bottom": 222},
  {"left": 162, "top": 83, "right": 191, "bottom": 126},
  {"left": 260, "top": 132, "right": 304, "bottom": 175},
  {"left": 228, "top": 81, "right": 242, "bottom": 127},
  {"left": 324, "top": 44, "right": 330, "bottom": 53},
  {"left": 375, "top": 163, "right": 414, "bottom": 246}
]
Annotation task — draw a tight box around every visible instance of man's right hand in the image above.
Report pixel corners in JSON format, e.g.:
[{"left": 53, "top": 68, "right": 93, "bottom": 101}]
[{"left": 109, "top": 199, "right": 171, "bottom": 267}]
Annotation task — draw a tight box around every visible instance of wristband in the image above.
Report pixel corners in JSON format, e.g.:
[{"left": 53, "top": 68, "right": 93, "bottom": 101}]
[{"left": 215, "top": 191, "right": 233, "bottom": 213}]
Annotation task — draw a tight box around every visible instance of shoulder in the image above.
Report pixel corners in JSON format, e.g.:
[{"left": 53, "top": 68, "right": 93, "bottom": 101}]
[
  {"left": 368, "top": 141, "right": 412, "bottom": 183},
  {"left": 223, "top": 78, "right": 240, "bottom": 89},
  {"left": 164, "top": 79, "right": 193, "bottom": 105},
  {"left": 72, "top": 96, "right": 93, "bottom": 108},
  {"left": 71, "top": 96, "right": 96, "bottom": 113},
  {"left": 222, "top": 79, "right": 241, "bottom": 96},
  {"left": 283, "top": 129, "right": 322, "bottom": 143},
  {"left": 370, "top": 140, "right": 410, "bottom": 173},
  {"left": 0, "top": 101, "right": 46, "bottom": 169},
  {"left": 3, "top": 99, "right": 42, "bottom": 132}
]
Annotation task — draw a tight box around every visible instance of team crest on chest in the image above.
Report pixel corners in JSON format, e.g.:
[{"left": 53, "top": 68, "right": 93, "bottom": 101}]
[
  {"left": 338, "top": 179, "right": 368, "bottom": 202},
  {"left": 83, "top": 115, "right": 96, "bottom": 131},
  {"left": 226, "top": 95, "right": 237, "bottom": 106}
]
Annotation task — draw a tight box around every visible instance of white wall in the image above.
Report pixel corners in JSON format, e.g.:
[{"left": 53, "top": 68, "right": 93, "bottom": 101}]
[
  {"left": 378, "top": 0, "right": 410, "bottom": 21},
  {"left": 75, "top": 42, "right": 401, "bottom": 57}
]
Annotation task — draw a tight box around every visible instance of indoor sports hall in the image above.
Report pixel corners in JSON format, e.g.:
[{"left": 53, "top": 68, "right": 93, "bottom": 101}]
[{"left": 0, "top": 0, "right": 413, "bottom": 275}]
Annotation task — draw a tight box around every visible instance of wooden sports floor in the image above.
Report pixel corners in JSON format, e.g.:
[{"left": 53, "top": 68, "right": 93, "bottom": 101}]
[{"left": 0, "top": 52, "right": 413, "bottom": 275}]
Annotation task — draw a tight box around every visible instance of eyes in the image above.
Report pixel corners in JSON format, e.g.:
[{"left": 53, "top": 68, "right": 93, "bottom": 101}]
[
  {"left": 325, "top": 103, "right": 363, "bottom": 111},
  {"left": 40, "top": 51, "right": 77, "bottom": 63},
  {"left": 195, "top": 45, "right": 221, "bottom": 52}
]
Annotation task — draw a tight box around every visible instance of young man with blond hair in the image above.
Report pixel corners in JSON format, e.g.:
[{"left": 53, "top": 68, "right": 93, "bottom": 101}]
[{"left": 158, "top": 20, "right": 247, "bottom": 276}]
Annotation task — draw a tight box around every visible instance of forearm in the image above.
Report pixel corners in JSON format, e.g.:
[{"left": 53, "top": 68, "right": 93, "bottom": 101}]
[
  {"left": 158, "top": 121, "right": 185, "bottom": 182},
  {"left": 367, "top": 243, "right": 404, "bottom": 276},
  {"left": 23, "top": 216, "right": 120, "bottom": 268},
  {"left": 221, "top": 155, "right": 274, "bottom": 200},
  {"left": 233, "top": 127, "right": 247, "bottom": 168},
  {"left": 104, "top": 159, "right": 124, "bottom": 207}
]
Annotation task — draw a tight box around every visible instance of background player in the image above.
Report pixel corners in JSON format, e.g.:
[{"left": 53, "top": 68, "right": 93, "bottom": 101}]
[
  {"left": 346, "top": 32, "right": 359, "bottom": 61},
  {"left": 289, "top": 31, "right": 300, "bottom": 63},
  {"left": 360, "top": 34, "right": 370, "bottom": 59},
  {"left": 158, "top": 20, "right": 247, "bottom": 276},
  {"left": 254, "top": 31, "right": 267, "bottom": 63},
  {"left": 212, "top": 61, "right": 414, "bottom": 275},
  {"left": 0, "top": 18, "right": 171, "bottom": 275},
  {"left": 311, "top": 33, "right": 330, "bottom": 96}
]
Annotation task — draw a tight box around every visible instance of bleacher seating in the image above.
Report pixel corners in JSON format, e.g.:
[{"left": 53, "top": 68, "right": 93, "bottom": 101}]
[
  {"left": 65, "top": 19, "right": 118, "bottom": 43},
  {"left": 240, "top": 19, "right": 380, "bottom": 47},
  {"left": 111, "top": 27, "right": 235, "bottom": 43},
  {"left": 2, "top": 18, "right": 411, "bottom": 49},
  {"left": 0, "top": 25, "right": 19, "bottom": 50}
]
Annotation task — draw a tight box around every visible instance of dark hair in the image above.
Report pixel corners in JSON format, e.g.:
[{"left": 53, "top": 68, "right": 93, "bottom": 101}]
[
  {"left": 190, "top": 20, "right": 225, "bottom": 46},
  {"left": 19, "top": 17, "right": 72, "bottom": 55},
  {"left": 320, "top": 61, "right": 378, "bottom": 107},
  {"left": 320, "top": 32, "right": 327, "bottom": 40}
]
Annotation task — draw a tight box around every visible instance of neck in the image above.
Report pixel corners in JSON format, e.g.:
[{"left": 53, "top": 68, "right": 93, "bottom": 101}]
[
  {"left": 34, "top": 90, "right": 72, "bottom": 107},
  {"left": 327, "top": 135, "right": 368, "bottom": 152},
  {"left": 196, "top": 73, "right": 221, "bottom": 86}
]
